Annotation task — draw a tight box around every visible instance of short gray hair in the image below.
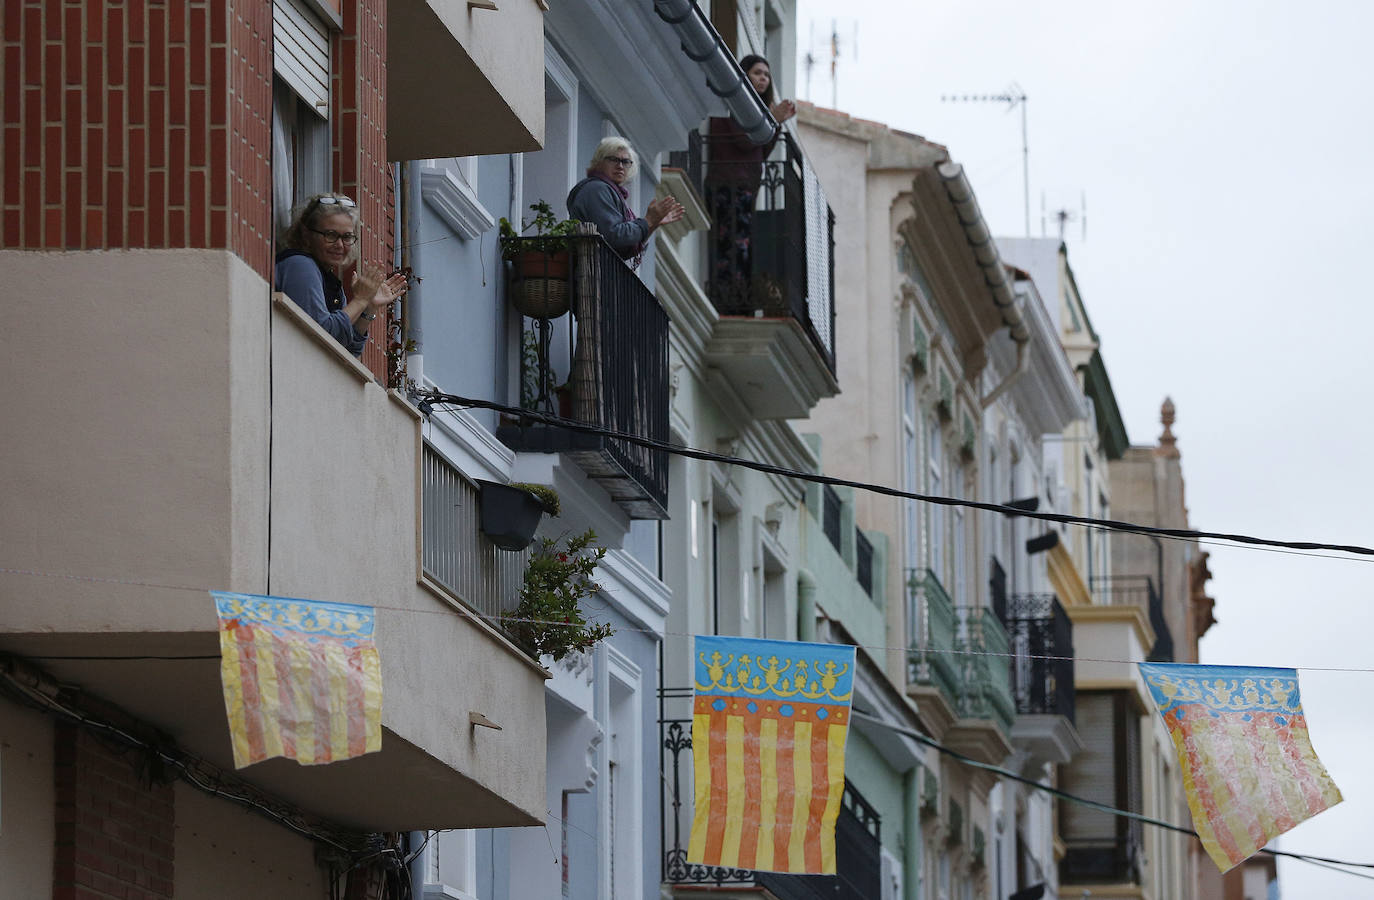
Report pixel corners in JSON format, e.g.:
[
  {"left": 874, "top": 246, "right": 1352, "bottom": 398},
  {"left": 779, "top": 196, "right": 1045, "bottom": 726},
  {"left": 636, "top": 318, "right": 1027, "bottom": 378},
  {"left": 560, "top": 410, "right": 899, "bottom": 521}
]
[{"left": 587, "top": 137, "right": 637, "bottom": 180}]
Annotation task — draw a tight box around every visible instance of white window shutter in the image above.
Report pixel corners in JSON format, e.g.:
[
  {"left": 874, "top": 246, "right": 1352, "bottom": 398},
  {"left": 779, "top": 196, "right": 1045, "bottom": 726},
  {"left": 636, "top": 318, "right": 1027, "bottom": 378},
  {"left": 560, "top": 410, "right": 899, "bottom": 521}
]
[{"left": 273, "top": 0, "right": 330, "bottom": 118}]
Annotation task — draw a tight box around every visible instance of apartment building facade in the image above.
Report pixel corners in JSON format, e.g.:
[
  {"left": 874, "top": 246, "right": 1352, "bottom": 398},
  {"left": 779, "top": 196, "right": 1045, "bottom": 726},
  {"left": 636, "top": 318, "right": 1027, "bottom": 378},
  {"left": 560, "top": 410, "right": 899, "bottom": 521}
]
[{"left": 0, "top": 0, "right": 553, "bottom": 895}]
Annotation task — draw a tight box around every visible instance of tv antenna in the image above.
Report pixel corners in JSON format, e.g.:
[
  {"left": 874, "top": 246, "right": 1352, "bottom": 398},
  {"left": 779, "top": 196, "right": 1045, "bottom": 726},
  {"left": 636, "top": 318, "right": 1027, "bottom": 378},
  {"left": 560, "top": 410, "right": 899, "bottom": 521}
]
[
  {"left": 941, "top": 84, "right": 1030, "bottom": 236},
  {"left": 804, "top": 18, "right": 858, "bottom": 107},
  {"left": 1041, "top": 191, "right": 1087, "bottom": 241}
]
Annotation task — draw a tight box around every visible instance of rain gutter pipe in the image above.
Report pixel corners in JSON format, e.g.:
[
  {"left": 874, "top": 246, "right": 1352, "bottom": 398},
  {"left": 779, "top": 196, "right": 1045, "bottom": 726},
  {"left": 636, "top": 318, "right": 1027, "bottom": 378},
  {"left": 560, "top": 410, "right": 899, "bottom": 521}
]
[
  {"left": 403, "top": 160, "right": 424, "bottom": 387},
  {"left": 653, "top": 0, "right": 778, "bottom": 145},
  {"left": 935, "top": 160, "right": 1032, "bottom": 409}
]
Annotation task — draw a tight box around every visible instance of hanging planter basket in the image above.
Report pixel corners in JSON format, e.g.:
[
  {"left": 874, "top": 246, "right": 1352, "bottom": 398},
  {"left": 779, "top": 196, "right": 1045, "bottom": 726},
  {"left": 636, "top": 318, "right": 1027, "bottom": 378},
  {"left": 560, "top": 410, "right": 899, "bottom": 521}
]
[
  {"left": 476, "top": 480, "right": 549, "bottom": 552},
  {"left": 510, "top": 249, "right": 571, "bottom": 319}
]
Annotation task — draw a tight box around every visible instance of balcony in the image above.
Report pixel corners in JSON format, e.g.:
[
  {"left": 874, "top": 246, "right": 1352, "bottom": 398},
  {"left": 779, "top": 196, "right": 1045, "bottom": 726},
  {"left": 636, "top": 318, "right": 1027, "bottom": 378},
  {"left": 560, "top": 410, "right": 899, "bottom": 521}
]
[
  {"left": 1090, "top": 575, "right": 1174, "bottom": 662},
  {"left": 1, "top": 248, "right": 547, "bottom": 833},
  {"left": 942, "top": 605, "right": 1016, "bottom": 764},
  {"left": 906, "top": 568, "right": 959, "bottom": 730},
  {"left": 1003, "top": 594, "right": 1083, "bottom": 766},
  {"left": 496, "top": 234, "right": 670, "bottom": 519},
  {"left": 659, "top": 687, "right": 882, "bottom": 899},
  {"left": 670, "top": 128, "right": 839, "bottom": 419}
]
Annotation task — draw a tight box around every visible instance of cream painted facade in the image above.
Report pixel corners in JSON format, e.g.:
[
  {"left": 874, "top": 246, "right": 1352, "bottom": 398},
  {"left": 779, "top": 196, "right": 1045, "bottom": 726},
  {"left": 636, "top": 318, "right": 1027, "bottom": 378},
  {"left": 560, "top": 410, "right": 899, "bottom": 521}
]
[{"left": 0, "top": 249, "right": 549, "bottom": 829}]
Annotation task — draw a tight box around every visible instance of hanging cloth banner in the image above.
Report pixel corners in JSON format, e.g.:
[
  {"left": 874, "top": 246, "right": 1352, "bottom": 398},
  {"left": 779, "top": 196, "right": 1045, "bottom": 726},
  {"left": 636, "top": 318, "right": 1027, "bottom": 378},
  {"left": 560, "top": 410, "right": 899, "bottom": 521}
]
[
  {"left": 212, "top": 591, "right": 383, "bottom": 769},
  {"left": 1139, "top": 662, "right": 1342, "bottom": 872},
  {"left": 687, "top": 635, "right": 856, "bottom": 875}
]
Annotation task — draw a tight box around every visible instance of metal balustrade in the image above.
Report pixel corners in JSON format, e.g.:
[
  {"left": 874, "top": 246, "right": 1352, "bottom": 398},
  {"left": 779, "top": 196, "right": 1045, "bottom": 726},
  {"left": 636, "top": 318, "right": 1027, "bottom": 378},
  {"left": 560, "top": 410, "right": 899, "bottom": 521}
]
[
  {"left": 670, "top": 129, "right": 836, "bottom": 375},
  {"left": 906, "top": 568, "right": 959, "bottom": 709},
  {"left": 955, "top": 605, "right": 1017, "bottom": 732},
  {"left": 1090, "top": 574, "right": 1174, "bottom": 662},
  {"left": 1003, "top": 593, "right": 1076, "bottom": 723},
  {"left": 497, "top": 233, "right": 669, "bottom": 518},
  {"left": 420, "top": 443, "right": 527, "bottom": 629}
]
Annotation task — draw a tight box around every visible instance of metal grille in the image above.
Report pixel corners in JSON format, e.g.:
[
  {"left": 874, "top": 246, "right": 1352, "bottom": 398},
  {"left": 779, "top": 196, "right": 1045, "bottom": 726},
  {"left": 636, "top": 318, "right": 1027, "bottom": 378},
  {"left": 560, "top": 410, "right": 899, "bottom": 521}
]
[
  {"left": 801, "top": 149, "right": 835, "bottom": 363},
  {"left": 420, "top": 443, "right": 526, "bottom": 626},
  {"left": 822, "top": 484, "right": 842, "bottom": 552},
  {"left": 855, "top": 529, "right": 874, "bottom": 598},
  {"left": 1004, "top": 593, "right": 1075, "bottom": 723}
]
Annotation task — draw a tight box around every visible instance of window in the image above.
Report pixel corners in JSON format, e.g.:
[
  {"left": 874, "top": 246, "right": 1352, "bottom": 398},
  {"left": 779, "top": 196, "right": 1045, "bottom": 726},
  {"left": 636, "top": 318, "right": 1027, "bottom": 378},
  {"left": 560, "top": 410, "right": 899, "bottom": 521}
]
[
  {"left": 951, "top": 463, "right": 966, "bottom": 606},
  {"left": 927, "top": 416, "right": 944, "bottom": 583},
  {"left": 902, "top": 374, "right": 921, "bottom": 572},
  {"left": 271, "top": 77, "right": 331, "bottom": 236},
  {"left": 1061, "top": 691, "right": 1144, "bottom": 884}
]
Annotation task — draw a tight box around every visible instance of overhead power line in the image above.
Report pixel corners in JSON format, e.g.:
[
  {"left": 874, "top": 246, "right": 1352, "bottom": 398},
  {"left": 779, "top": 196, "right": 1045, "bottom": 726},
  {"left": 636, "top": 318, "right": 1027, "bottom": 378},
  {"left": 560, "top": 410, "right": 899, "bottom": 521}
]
[
  {"left": 846, "top": 709, "right": 1374, "bottom": 879},
  {"left": 417, "top": 392, "right": 1374, "bottom": 558}
]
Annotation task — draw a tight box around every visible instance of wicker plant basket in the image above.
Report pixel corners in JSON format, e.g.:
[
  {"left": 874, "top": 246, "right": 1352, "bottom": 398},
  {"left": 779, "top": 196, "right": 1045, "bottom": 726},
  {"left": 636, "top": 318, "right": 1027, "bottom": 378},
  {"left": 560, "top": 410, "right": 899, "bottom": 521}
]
[{"left": 511, "top": 249, "right": 571, "bottom": 319}]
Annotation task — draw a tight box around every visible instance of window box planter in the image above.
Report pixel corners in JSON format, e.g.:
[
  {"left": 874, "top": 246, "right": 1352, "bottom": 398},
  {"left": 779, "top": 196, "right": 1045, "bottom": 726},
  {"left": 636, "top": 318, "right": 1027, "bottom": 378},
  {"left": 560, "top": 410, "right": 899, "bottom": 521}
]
[{"left": 476, "top": 480, "right": 549, "bottom": 552}]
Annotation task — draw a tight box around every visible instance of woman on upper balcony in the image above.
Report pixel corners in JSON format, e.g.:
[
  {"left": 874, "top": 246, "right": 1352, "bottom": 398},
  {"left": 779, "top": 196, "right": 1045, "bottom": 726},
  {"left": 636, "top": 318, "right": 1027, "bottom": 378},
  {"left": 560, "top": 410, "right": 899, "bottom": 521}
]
[
  {"left": 275, "top": 193, "right": 408, "bottom": 357},
  {"left": 705, "top": 54, "right": 796, "bottom": 307},
  {"left": 566, "top": 137, "right": 684, "bottom": 268}
]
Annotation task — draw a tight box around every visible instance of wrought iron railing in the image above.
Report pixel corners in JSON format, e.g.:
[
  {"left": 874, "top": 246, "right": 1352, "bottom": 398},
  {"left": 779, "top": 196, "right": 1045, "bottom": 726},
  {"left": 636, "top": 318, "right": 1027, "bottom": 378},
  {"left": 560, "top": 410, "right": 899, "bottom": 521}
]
[
  {"left": 1090, "top": 575, "right": 1173, "bottom": 662},
  {"left": 822, "top": 483, "right": 842, "bottom": 552},
  {"left": 906, "top": 568, "right": 959, "bottom": 709},
  {"left": 420, "top": 443, "right": 527, "bottom": 629},
  {"left": 659, "top": 680, "right": 881, "bottom": 899},
  {"left": 1003, "top": 593, "right": 1075, "bottom": 723},
  {"left": 855, "top": 529, "right": 874, "bottom": 598},
  {"left": 955, "top": 605, "right": 1016, "bottom": 732},
  {"left": 670, "top": 128, "right": 836, "bottom": 375},
  {"left": 497, "top": 233, "right": 669, "bottom": 518}
]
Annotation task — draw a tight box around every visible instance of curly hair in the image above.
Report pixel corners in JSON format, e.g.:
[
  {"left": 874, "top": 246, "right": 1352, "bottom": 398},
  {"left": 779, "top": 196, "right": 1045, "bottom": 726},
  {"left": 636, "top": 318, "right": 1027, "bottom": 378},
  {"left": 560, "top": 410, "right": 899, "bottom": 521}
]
[{"left": 280, "top": 193, "right": 361, "bottom": 265}]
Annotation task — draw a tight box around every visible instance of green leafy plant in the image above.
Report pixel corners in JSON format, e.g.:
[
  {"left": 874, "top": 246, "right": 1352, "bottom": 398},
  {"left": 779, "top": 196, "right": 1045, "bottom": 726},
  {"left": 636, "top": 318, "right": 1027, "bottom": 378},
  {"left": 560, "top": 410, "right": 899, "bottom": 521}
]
[
  {"left": 499, "top": 200, "right": 579, "bottom": 258},
  {"left": 510, "top": 482, "right": 560, "bottom": 517},
  {"left": 505, "top": 529, "right": 613, "bottom": 662}
]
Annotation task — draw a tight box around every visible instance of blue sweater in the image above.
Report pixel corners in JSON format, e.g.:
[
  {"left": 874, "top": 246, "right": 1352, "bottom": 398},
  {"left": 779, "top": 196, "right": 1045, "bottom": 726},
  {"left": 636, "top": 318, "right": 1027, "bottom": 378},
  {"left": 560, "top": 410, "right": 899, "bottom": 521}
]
[
  {"left": 567, "top": 177, "right": 649, "bottom": 260},
  {"left": 274, "top": 250, "right": 368, "bottom": 357}
]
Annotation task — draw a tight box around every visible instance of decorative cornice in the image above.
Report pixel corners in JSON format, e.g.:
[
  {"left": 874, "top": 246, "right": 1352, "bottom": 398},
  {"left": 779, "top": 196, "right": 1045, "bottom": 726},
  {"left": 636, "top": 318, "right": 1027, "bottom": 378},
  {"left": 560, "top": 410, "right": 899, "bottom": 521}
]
[
  {"left": 420, "top": 164, "right": 495, "bottom": 241},
  {"left": 657, "top": 168, "right": 710, "bottom": 242}
]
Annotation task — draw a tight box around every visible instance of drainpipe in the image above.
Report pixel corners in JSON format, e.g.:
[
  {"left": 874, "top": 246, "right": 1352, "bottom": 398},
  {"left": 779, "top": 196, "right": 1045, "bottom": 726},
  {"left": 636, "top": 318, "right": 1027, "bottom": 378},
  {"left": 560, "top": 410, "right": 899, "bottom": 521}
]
[
  {"left": 904, "top": 766, "right": 923, "bottom": 900},
  {"left": 408, "top": 831, "right": 428, "bottom": 897},
  {"left": 934, "top": 160, "right": 1031, "bottom": 409},
  {"left": 403, "top": 160, "right": 424, "bottom": 387},
  {"left": 980, "top": 337, "right": 1028, "bottom": 410},
  {"left": 797, "top": 568, "right": 817, "bottom": 642},
  {"left": 652, "top": 0, "right": 778, "bottom": 144}
]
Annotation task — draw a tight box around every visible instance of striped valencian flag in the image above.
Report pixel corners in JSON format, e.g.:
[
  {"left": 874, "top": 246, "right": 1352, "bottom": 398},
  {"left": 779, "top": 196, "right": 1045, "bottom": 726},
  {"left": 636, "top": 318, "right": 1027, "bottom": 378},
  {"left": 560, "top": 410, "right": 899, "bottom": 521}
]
[
  {"left": 212, "top": 591, "right": 382, "bottom": 769},
  {"left": 1140, "top": 662, "right": 1342, "bottom": 872},
  {"left": 687, "top": 635, "right": 856, "bottom": 875}
]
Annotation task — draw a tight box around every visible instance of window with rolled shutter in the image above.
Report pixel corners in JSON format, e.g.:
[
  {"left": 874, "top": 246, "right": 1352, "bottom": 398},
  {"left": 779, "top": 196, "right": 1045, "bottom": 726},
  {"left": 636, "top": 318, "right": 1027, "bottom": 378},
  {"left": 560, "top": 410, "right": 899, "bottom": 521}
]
[{"left": 273, "top": 0, "right": 330, "bottom": 117}]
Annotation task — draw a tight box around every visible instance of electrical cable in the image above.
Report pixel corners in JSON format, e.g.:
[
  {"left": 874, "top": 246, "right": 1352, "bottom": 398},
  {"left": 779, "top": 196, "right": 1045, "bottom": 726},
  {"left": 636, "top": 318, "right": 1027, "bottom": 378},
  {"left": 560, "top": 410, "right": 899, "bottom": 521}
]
[
  {"left": 5, "top": 566, "right": 1374, "bottom": 674},
  {"left": 846, "top": 709, "right": 1374, "bottom": 878},
  {"left": 416, "top": 392, "right": 1374, "bottom": 559}
]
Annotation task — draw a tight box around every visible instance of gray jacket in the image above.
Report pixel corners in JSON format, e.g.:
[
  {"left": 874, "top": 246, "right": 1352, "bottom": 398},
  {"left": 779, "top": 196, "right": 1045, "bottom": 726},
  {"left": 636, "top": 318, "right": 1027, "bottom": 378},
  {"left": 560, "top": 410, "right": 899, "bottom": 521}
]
[{"left": 567, "top": 177, "right": 648, "bottom": 260}]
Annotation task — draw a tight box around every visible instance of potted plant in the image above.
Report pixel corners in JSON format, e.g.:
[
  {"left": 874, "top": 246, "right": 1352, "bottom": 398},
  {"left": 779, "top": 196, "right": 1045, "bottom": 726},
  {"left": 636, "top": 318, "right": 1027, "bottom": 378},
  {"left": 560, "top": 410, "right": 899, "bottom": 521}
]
[
  {"left": 500, "top": 201, "right": 580, "bottom": 319},
  {"left": 476, "top": 480, "right": 560, "bottom": 552},
  {"left": 505, "top": 529, "right": 614, "bottom": 662}
]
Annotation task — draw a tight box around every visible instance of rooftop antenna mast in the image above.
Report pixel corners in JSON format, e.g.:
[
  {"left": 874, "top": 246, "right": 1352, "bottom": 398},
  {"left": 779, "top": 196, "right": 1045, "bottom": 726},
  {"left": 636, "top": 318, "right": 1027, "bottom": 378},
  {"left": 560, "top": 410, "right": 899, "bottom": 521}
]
[
  {"left": 807, "top": 18, "right": 857, "bottom": 108},
  {"left": 941, "top": 84, "right": 1030, "bottom": 236}
]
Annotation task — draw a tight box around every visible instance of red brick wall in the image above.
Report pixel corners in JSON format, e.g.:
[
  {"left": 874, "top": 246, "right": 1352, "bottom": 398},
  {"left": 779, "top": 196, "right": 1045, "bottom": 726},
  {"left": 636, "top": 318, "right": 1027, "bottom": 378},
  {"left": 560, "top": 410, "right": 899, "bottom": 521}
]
[
  {"left": 52, "top": 723, "right": 175, "bottom": 900},
  {"left": 333, "top": 0, "right": 392, "bottom": 377},
  {"left": 1, "top": 0, "right": 393, "bottom": 298}
]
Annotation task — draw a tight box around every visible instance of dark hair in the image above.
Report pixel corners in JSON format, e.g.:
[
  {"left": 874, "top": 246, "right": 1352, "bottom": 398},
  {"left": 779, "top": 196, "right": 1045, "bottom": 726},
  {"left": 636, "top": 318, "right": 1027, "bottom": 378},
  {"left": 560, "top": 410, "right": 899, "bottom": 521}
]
[{"left": 739, "top": 54, "right": 775, "bottom": 105}]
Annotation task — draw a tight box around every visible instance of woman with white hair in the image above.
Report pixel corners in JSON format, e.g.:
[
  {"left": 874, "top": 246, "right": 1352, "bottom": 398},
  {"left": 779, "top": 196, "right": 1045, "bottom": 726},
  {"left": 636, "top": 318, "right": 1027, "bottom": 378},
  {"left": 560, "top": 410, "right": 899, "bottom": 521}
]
[
  {"left": 566, "top": 137, "right": 684, "bottom": 265},
  {"left": 275, "top": 193, "right": 408, "bottom": 357}
]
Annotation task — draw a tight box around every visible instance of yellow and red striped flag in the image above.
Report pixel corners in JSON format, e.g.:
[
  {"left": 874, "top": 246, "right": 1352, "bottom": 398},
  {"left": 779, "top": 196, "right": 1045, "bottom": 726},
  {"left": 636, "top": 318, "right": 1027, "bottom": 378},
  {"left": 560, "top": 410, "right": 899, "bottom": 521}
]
[
  {"left": 212, "top": 591, "right": 382, "bottom": 769},
  {"left": 687, "top": 635, "right": 856, "bottom": 875},
  {"left": 1140, "top": 662, "right": 1342, "bottom": 872}
]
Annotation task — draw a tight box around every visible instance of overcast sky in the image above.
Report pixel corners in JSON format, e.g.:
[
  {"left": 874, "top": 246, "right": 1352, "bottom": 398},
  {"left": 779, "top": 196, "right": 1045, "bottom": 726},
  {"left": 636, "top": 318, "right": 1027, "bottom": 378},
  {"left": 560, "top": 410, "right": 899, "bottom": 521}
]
[{"left": 790, "top": 1, "right": 1374, "bottom": 895}]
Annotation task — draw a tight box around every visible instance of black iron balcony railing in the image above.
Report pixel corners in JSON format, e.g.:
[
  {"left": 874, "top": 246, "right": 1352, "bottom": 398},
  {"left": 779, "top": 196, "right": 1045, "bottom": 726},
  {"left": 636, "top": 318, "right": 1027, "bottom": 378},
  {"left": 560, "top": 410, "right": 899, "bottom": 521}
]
[
  {"left": 659, "top": 682, "right": 881, "bottom": 900},
  {"left": 1002, "top": 593, "right": 1075, "bottom": 723},
  {"left": 1089, "top": 575, "right": 1174, "bottom": 662},
  {"left": 670, "top": 128, "right": 836, "bottom": 375},
  {"left": 497, "top": 233, "right": 669, "bottom": 518}
]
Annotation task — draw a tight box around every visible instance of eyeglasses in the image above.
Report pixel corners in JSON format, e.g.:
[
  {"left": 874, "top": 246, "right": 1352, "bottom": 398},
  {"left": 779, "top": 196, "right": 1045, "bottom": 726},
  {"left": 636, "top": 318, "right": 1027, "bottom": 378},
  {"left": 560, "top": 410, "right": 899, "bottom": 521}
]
[
  {"left": 314, "top": 195, "right": 357, "bottom": 209},
  {"left": 308, "top": 227, "right": 358, "bottom": 245},
  {"left": 605, "top": 155, "right": 633, "bottom": 168}
]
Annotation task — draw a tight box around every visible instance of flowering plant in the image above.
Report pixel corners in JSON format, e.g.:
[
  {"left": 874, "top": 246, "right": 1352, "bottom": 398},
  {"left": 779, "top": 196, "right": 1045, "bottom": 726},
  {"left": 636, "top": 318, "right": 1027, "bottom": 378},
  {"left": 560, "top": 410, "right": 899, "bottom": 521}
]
[{"left": 506, "top": 529, "right": 613, "bottom": 661}]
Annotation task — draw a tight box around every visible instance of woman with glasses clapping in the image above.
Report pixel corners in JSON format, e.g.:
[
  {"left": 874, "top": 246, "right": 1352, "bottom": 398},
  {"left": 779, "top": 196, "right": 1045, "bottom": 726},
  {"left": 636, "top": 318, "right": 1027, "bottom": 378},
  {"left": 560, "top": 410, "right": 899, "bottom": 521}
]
[
  {"left": 275, "top": 193, "right": 409, "bottom": 357},
  {"left": 567, "top": 137, "right": 683, "bottom": 268}
]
